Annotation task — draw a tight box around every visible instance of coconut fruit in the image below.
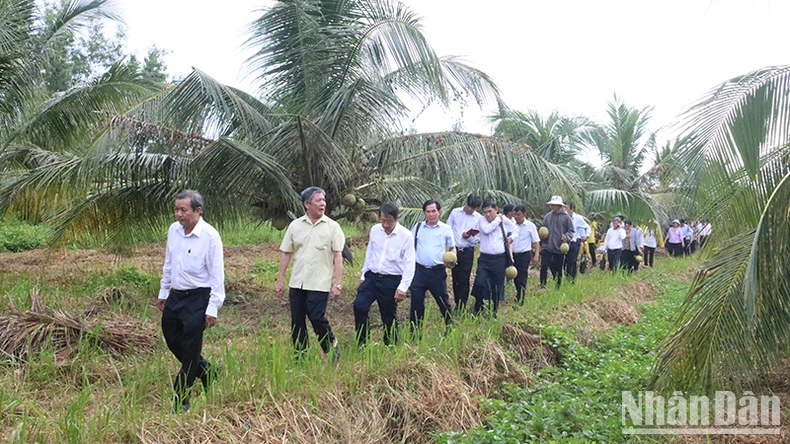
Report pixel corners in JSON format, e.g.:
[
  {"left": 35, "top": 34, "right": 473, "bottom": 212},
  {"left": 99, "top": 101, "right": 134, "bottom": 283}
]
[
  {"left": 442, "top": 251, "right": 457, "bottom": 265},
  {"left": 539, "top": 226, "right": 549, "bottom": 239},
  {"left": 505, "top": 265, "right": 518, "bottom": 279},
  {"left": 271, "top": 216, "right": 290, "bottom": 231},
  {"left": 560, "top": 242, "right": 570, "bottom": 253},
  {"left": 342, "top": 193, "right": 356, "bottom": 207},
  {"left": 354, "top": 198, "right": 366, "bottom": 211},
  {"left": 635, "top": 255, "right": 644, "bottom": 263}
]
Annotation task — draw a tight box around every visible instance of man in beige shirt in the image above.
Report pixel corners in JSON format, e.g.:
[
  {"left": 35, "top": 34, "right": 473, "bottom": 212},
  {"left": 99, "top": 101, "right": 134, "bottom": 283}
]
[{"left": 276, "top": 187, "right": 345, "bottom": 361}]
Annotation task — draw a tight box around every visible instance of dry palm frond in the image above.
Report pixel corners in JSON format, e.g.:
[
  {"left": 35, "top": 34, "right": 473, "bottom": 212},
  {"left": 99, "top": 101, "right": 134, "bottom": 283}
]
[{"left": 0, "top": 287, "right": 157, "bottom": 364}]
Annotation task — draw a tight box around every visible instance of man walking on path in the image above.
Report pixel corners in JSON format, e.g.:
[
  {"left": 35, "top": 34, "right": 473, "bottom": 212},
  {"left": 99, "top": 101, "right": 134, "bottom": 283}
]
[
  {"left": 355, "top": 203, "right": 415, "bottom": 346},
  {"left": 564, "top": 202, "right": 590, "bottom": 283},
  {"left": 471, "top": 200, "right": 517, "bottom": 316},
  {"left": 276, "top": 187, "right": 345, "bottom": 362},
  {"left": 602, "top": 217, "right": 626, "bottom": 271},
  {"left": 511, "top": 205, "right": 540, "bottom": 303},
  {"left": 540, "top": 196, "right": 574, "bottom": 289},
  {"left": 409, "top": 200, "right": 455, "bottom": 337},
  {"left": 446, "top": 194, "right": 482, "bottom": 312},
  {"left": 622, "top": 220, "right": 644, "bottom": 274},
  {"left": 157, "top": 190, "right": 225, "bottom": 413}
]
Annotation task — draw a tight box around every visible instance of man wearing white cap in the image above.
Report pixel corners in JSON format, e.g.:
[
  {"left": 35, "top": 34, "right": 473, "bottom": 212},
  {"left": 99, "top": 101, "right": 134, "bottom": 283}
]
[{"left": 540, "top": 196, "right": 574, "bottom": 289}]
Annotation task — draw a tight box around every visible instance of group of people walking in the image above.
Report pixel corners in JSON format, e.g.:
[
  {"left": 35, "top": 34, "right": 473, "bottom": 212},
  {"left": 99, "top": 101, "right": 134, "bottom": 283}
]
[
  {"left": 665, "top": 218, "right": 711, "bottom": 257},
  {"left": 154, "top": 187, "right": 708, "bottom": 412}
]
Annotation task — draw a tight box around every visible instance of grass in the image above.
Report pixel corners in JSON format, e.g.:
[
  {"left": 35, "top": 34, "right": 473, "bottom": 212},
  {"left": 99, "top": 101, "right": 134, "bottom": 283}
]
[{"left": 0, "top": 236, "right": 700, "bottom": 443}]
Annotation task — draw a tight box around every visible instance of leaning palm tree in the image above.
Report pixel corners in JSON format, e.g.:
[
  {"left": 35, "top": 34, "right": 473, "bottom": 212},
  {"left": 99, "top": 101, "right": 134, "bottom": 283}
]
[{"left": 651, "top": 65, "right": 790, "bottom": 391}]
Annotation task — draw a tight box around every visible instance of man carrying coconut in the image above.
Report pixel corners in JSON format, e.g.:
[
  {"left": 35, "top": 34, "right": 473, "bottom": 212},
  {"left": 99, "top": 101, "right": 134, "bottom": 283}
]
[
  {"left": 540, "top": 196, "right": 575, "bottom": 289},
  {"left": 565, "top": 202, "right": 590, "bottom": 283},
  {"left": 157, "top": 190, "right": 224, "bottom": 413},
  {"left": 471, "top": 200, "right": 517, "bottom": 316},
  {"left": 512, "top": 205, "right": 540, "bottom": 303},
  {"left": 409, "top": 199, "right": 456, "bottom": 337},
  {"left": 276, "top": 187, "right": 345, "bottom": 362},
  {"left": 355, "top": 203, "right": 415, "bottom": 346},
  {"left": 446, "top": 194, "right": 482, "bottom": 312}
]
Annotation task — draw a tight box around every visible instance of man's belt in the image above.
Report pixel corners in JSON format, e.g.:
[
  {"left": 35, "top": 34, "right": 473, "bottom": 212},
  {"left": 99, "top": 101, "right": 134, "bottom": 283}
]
[
  {"left": 416, "top": 263, "right": 444, "bottom": 271},
  {"left": 169, "top": 287, "right": 210, "bottom": 297}
]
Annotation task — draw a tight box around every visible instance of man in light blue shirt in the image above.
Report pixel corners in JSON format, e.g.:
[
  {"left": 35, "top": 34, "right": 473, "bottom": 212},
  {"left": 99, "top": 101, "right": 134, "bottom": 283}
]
[
  {"left": 565, "top": 202, "right": 590, "bottom": 283},
  {"left": 680, "top": 219, "right": 694, "bottom": 256},
  {"left": 409, "top": 200, "right": 456, "bottom": 336}
]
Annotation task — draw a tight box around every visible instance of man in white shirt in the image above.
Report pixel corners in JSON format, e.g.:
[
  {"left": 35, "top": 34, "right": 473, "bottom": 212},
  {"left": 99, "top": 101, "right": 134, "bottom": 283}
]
[
  {"left": 698, "top": 219, "right": 712, "bottom": 249},
  {"left": 276, "top": 187, "right": 345, "bottom": 362},
  {"left": 603, "top": 217, "right": 626, "bottom": 272},
  {"left": 355, "top": 203, "right": 415, "bottom": 346},
  {"left": 157, "top": 190, "right": 225, "bottom": 413},
  {"left": 565, "top": 202, "right": 590, "bottom": 283},
  {"left": 445, "top": 194, "right": 482, "bottom": 312},
  {"left": 410, "top": 200, "right": 456, "bottom": 337},
  {"left": 511, "top": 205, "right": 540, "bottom": 304},
  {"left": 471, "top": 200, "right": 517, "bottom": 316}
]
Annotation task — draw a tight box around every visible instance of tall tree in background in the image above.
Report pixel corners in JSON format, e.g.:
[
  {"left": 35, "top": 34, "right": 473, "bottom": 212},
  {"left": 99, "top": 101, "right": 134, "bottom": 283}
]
[{"left": 491, "top": 109, "right": 592, "bottom": 165}]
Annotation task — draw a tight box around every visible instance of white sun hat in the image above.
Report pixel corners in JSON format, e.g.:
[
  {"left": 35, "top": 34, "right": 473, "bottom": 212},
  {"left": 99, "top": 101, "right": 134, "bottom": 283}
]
[{"left": 546, "top": 195, "right": 565, "bottom": 206}]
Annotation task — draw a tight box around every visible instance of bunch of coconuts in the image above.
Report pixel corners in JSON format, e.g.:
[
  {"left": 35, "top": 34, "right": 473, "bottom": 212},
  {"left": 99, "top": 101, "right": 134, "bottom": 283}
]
[
  {"left": 254, "top": 193, "right": 290, "bottom": 231},
  {"left": 342, "top": 193, "right": 376, "bottom": 222}
]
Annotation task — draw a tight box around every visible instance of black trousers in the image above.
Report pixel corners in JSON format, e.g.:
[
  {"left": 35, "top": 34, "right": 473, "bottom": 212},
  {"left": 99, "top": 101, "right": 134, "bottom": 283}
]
[
  {"left": 607, "top": 249, "right": 622, "bottom": 271},
  {"left": 513, "top": 251, "right": 533, "bottom": 302},
  {"left": 684, "top": 239, "right": 692, "bottom": 256},
  {"left": 540, "top": 252, "right": 565, "bottom": 288},
  {"left": 667, "top": 242, "right": 682, "bottom": 257},
  {"left": 622, "top": 249, "right": 637, "bottom": 273},
  {"left": 564, "top": 241, "right": 581, "bottom": 281},
  {"left": 289, "top": 288, "right": 335, "bottom": 353},
  {"left": 409, "top": 265, "right": 453, "bottom": 334},
  {"left": 644, "top": 246, "right": 655, "bottom": 267},
  {"left": 699, "top": 235, "right": 707, "bottom": 249},
  {"left": 162, "top": 288, "right": 211, "bottom": 402},
  {"left": 471, "top": 253, "right": 506, "bottom": 315},
  {"left": 588, "top": 242, "right": 597, "bottom": 266},
  {"left": 354, "top": 272, "right": 401, "bottom": 346},
  {"left": 451, "top": 247, "right": 475, "bottom": 311}
]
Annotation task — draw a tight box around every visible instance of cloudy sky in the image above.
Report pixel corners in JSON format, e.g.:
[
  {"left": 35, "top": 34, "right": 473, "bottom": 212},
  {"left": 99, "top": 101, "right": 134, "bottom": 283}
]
[{"left": 118, "top": 0, "right": 790, "bottom": 147}]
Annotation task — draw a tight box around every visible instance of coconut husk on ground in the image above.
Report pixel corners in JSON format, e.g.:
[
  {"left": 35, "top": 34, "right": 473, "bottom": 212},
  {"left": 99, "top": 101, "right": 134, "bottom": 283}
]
[{"left": 0, "top": 287, "right": 157, "bottom": 364}]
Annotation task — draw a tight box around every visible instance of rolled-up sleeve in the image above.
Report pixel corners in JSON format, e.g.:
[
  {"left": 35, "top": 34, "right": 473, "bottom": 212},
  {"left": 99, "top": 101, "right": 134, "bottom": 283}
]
[{"left": 205, "top": 233, "right": 225, "bottom": 318}]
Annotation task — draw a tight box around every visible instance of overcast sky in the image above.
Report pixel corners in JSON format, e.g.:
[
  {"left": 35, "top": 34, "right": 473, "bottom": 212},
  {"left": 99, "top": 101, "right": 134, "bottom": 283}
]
[{"left": 119, "top": 0, "right": 790, "bottom": 153}]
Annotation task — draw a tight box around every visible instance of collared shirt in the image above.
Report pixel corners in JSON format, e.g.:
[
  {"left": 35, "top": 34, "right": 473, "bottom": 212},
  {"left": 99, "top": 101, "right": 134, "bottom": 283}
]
[
  {"left": 644, "top": 229, "right": 657, "bottom": 248},
  {"left": 569, "top": 212, "right": 590, "bottom": 242},
  {"left": 446, "top": 207, "right": 482, "bottom": 249},
  {"left": 412, "top": 220, "right": 455, "bottom": 266},
  {"left": 475, "top": 216, "right": 518, "bottom": 255},
  {"left": 625, "top": 226, "right": 643, "bottom": 251},
  {"left": 541, "top": 210, "right": 575, "bottom": 254},
  {"left": 361, "top": 223, "right": 416, "bottom": 293},
  {"left": 603, "top": 227, "right": 626, "bottom": 250},
  {"left": 667, "top": 227, "right": 684, "bottom": 243},
  {"left": 280, "top": 214, "right": 346, "bottom": 292},
  {"left": 159, "top": 218, "right": 225, "bottom": 318},
  {"left": 681, "top": 224, "right": 693, "bottom": 239},
  {"left": 512, "top": 219, "right": 539, "bottom": 253},
  {"left": 700, "top": 224, "right": 712, "bottom": 236}
]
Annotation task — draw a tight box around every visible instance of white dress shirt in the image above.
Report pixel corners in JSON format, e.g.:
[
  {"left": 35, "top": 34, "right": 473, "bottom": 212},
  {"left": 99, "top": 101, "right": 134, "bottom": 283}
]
[
  {"left": 603, "top": 227, "right": 626, "bottom": 251},
  {"left": 159, "top": 218, "right": 225, "bottom": 317},
  {"left": 700, "top": 224, "right": 712, "bottom": 236},
  {"left": 476, "top": 216, "right": 518, "bottom": 255},
  {"left": 361, "top": 223, "right": 416, "bottom": 293},
  {"left": 570, "top": 212, "right": 590, "bottom": 242},
  {"left": 644, "top": 229, "right": 657, "bottom": 248},
  {"left": 446, "top": 207, "right": 482, "bottom": 249},
  {"left": 512, "top": 219, "right": 539, "bottom": 253}
]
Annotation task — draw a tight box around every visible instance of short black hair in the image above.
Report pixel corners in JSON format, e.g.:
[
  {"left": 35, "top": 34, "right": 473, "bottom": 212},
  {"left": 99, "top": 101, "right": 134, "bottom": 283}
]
[
  {"left": 422, "top": 199, "right": 441, "bottom": 212},
  {"left": 680, "top": 218, "right": 685, "bottom": 224},
  {"left": 481, "top": 200, "right": 497, "bottom": 210},
  {"left": 568, "top": 202, "right": 576, "bottom": 211},
  {"left": 624, "top": 220, "right": 633, "bottom": 226},
  {"left": 514, "top": 205, "right": 527, "bottom": 214},
  {"left": 175, "top": 190, "right": 204, "bottom": 212},
  {"left": 379, "top": 202, "right": 399, "bottom": 219},
  {"left": 466, "top": 194, "right": 482, "bottom": 208},
  {"left": 300, "top": 186, "right": 325, "bottom": 204},
  {"left": 503, "top": 203, "right": 515, "bottom": 214}
]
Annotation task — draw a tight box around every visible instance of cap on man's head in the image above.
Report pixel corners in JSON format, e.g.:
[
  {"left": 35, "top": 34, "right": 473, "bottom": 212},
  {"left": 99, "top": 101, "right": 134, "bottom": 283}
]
[{"left": 546, "top": 195, "right": 564, "bottom": 206}]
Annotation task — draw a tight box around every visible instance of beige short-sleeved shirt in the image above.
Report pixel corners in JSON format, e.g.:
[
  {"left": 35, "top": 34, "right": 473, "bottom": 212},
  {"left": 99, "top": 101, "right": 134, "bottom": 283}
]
[{"left": 280, "top": 214, "right": 345, "bottom": 292}]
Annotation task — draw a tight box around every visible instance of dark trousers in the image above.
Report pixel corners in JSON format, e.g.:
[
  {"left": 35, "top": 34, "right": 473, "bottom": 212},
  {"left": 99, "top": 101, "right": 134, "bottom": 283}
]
[
  {"left": 471, "top": 253, "right": 506, "bottom": 315},
  {"left": 289, "top": 288, "right": 335, "bottom": 353},
  {"left": 684, "top": 239, "right": 692, "bottom": 256},
  {"left": 540, "top": 252, "right": 565, "bottom": 288},
  {"left": 564, "top": 241, "right": 581, "bottom": 281},
  {"left": 409, "top": 265, "right": 453, "bottom": 334},
  {"left": 354, "top": 272, "right": 401, "bottom": 346},
  {"left": 162, "top": 288, "right": 211, "bottom": 402},
  {"left": 451, "top": 247, "right": 475, "bottom": 311},
  {"left": 513, "top": 251, "right": 533, "bottom": 302},
  {"left": 588, "top": 242, "right": 597, "bottom": 266},
  {"left": 607, "top": 249, "right": 622, "bottom": 271},
  {"left": 667, "top": 242, "right": 682, "bottom": 257},
  {"left": 622, "top": 249, "right": 637, "bottom": 273},
  {"left": 644, "top": 246, "right": 655, "bottom": 267},
  {"left": 699, "top": 235, "right": 707, "bottom": 249}
]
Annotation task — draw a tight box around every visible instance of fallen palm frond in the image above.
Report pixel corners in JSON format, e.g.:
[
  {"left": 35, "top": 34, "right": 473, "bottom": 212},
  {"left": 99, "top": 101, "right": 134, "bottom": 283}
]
[{"left": 0, "top": 287, "right": 157, "bottom": 363}]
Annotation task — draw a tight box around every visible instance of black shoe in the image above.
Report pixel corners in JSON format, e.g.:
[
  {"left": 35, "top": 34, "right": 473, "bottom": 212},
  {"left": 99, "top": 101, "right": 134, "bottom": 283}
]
[
  {"left": 173, "top": 396, "right": 190, "bottom": 414},
  {"left": 200, "top": 364, "right": 222, "bottom": 390}
]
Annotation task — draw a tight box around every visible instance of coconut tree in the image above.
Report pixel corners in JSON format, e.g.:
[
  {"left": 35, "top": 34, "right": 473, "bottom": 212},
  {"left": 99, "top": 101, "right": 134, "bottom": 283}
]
[{"left": 651, "top": 65, "right": 790, "bottom": 391}]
